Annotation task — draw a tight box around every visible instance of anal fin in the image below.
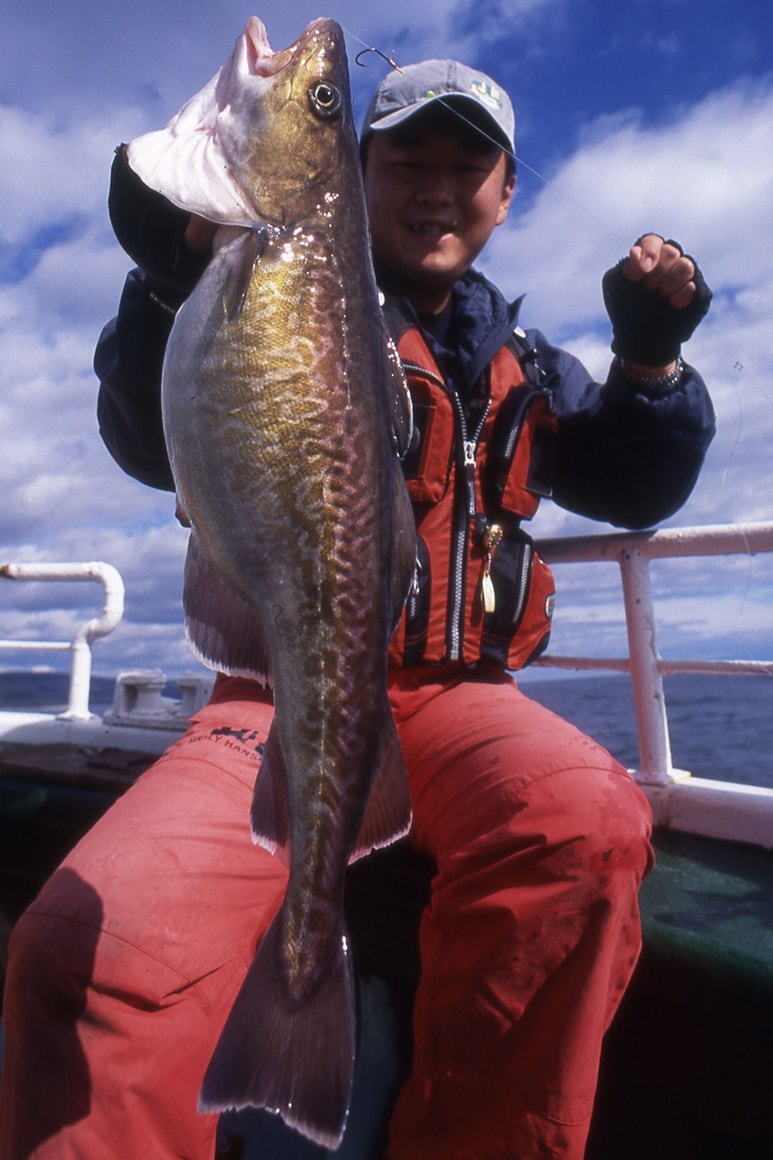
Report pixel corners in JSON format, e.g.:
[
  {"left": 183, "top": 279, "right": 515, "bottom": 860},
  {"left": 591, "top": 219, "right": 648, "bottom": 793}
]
[
  {"left": 250, "top": 723, "right": 291, "bottom": 866},
  {"left": 351, "top": 714, "right": 412, "bottom": 862}
]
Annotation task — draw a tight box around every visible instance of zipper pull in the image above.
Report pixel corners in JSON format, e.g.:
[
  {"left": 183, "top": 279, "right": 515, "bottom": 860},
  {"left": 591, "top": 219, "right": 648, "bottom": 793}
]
[
  {"left": 481, "top": 570, "right": 496, "bottom": 614},
  {"left": 479, "top": 523, "right": 503, "bottom": 614}
]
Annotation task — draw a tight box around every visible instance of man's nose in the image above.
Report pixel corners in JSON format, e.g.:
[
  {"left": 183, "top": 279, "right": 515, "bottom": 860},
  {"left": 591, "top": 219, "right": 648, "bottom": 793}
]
[{"left": 415, "top": 169, "right": 454, "bottom": 201}]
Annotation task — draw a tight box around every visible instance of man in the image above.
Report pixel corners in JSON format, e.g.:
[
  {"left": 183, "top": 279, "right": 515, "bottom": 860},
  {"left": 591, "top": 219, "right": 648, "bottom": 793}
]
[{"left": 0, "top": 59, "right": 715, "bottom": 1159}]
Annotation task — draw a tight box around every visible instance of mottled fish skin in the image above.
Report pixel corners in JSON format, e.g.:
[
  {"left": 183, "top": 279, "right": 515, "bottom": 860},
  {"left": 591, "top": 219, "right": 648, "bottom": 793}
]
[{"left": 128, "top": 16, "right": 415, "bottom": 1149}]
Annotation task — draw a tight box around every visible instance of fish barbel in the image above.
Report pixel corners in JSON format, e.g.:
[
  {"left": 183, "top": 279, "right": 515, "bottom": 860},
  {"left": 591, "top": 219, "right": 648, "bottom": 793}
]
[{"left": 126, "top": 15, "right": 416, "bottom": 1148}]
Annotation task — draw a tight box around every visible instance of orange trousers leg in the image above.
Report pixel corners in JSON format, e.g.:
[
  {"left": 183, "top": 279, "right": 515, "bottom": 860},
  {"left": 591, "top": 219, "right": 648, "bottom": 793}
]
[
  {"left": 387, "top": 668, "right": 654, "bottom": 1160},
  {"left": 0, "top": 680, "right": 283, "bottom": 1160}
]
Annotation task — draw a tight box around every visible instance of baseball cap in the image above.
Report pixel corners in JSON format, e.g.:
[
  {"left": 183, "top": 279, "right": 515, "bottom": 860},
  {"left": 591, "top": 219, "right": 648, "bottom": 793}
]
[{"left": 360, "top": 59, "right": 515, "bottom": 156}]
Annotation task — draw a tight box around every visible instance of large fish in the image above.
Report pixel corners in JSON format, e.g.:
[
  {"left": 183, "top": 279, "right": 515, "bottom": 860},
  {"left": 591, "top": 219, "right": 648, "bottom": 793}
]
[{"left": 126, "top": 16, "right": 416, "bottom": 1149}]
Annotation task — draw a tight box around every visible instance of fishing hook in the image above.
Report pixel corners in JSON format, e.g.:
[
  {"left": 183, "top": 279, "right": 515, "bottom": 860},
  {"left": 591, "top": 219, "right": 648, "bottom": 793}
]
[{"left": 354, "top": 45, "right": 405, "bottom": 75}]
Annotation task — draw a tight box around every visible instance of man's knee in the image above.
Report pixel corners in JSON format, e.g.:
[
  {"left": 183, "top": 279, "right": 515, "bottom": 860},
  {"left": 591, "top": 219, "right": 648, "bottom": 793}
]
[
  {"left": 6, "top": 867, "right": 104, "bottom": 1016},
  {"left": 581, "top": 763, "right": 654, "bottom": 882},
  {"left": 486, "top": 757, "right": 654, "bottom": 902}
]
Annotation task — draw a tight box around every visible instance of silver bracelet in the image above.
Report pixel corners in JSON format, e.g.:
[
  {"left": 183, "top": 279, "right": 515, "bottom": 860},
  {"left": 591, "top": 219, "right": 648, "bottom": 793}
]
[
  {"left": 617, "top": 356, "right": 684, "bottom": 392},
  {"left": 149, "top": 289, "right": 180, "bottom": 317}
]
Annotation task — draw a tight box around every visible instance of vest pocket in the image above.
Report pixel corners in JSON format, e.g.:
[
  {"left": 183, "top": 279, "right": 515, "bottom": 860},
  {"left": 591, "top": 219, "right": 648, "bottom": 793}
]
[
  {"left": 402, "top": 380, "right": 455, "bottom": 505},
  {"left": 480, "top": 529, "right": 555, "bottom": 669},
  {"left": 483, "top": 387, "right": 557, "bottom": 520}
]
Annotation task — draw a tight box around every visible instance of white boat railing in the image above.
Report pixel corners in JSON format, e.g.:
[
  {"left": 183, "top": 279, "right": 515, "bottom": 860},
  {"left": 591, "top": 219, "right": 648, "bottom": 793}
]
[
  {"left": 0, "top": 562, "right": 125, "bottom": 720},
  {"left": 536, "top": 521, "right": 773, "bottom": 849},
  {"left": 1, "top": 527, "right": 772, "bottom": 847}
]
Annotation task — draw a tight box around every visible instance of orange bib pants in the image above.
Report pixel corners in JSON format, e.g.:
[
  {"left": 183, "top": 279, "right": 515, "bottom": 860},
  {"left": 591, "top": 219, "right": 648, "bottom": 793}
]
[{"left": 0, "top": 670, "right": 652, "bottom": 1160}]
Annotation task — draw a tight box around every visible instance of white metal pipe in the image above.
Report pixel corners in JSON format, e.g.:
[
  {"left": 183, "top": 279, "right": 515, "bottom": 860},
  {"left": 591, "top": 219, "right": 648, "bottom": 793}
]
[
  {"left": 538, "top": 521, "right": 773, "bottom": 565},
  {"left": 0, "top": 640, "right": 71, "bottom": 651},
  {"left": 618, "top": 547, "right": 674, "bottom": 784},
  {"left": 643, "top": 778, "right": 773, "bottom": 850},
  {"left": 0, "top": 561, "right": 125, "bottom": 719},
  {"left": 534, "top": 655, "right": 773, "bottom": 676}
]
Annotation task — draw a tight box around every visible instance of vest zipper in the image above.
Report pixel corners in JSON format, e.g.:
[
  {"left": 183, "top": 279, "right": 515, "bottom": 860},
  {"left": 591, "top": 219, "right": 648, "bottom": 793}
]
[
  {"left": 510, "top": 533, "right": 534, "bottom": 631},
  {"left": 399, "top": 357, "right": 490, "bottom": 663},
  {"left": 503, "top": 390, "right": 541, "bottom": 460},
  {"left": 448, "top": 392, "right": 490, "bottom": 662}
]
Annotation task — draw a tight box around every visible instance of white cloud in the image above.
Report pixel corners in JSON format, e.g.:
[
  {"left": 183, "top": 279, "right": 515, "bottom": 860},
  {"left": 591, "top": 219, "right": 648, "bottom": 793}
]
[{"left": 0, "top": 106, "right": 153, "bottom": 254}]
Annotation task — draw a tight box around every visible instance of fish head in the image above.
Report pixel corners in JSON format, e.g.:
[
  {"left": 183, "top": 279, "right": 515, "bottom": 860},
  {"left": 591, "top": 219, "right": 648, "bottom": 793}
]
[
  {"left": 127, "top": 17, "right": 357, "bottom": 229},
  {"left": 223, "top": 17, "right": 355, "bottom": 222}
]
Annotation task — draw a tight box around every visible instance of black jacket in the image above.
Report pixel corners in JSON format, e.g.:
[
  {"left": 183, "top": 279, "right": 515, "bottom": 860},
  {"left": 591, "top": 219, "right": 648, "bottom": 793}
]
[{"left": 95, "top": 263, "right": 715, "bottom": 531}]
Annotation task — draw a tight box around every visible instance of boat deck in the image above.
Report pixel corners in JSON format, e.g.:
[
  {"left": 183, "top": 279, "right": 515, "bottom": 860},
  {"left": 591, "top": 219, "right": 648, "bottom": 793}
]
[
  {"left": 588, "top": 828, "right": 773, "bottom": 1158},
  {"left": 1, "top": 739, "right": 772, "bottom": 1158}
]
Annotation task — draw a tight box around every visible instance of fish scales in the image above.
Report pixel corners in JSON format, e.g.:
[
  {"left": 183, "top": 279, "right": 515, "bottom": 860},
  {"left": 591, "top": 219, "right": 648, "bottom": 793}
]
[{"left": 126, "top": 15, "right": 416, "bottom": 1149}]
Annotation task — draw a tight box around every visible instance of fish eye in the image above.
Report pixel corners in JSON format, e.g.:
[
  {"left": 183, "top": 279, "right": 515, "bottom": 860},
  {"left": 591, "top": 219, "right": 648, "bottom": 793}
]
[{"left": 309, "top": 81, "right": 343, "bottom": 119}]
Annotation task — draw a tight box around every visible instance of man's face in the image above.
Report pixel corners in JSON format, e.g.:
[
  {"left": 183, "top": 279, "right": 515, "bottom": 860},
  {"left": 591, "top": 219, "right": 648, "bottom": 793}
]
[{"left": 363, "top": 106, "right": 515, "bottom": 314}]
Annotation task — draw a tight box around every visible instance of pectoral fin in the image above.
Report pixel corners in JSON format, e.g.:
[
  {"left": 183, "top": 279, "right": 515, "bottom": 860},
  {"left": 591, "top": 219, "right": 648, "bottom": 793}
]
[
  {"left": 222, "top": 228, "right": 270, "bottom": 323},
  {"left": 183, "top": 532, "right": 272, "bottom": 683}
]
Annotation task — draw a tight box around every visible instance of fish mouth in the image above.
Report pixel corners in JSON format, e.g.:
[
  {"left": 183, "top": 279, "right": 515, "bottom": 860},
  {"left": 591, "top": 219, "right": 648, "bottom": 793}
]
[
  {"left": 243, "top": 16, "right": 292, "bottom": 76},
  {"left": 244, "top": 15, "right": 342, "bottom": 78}
]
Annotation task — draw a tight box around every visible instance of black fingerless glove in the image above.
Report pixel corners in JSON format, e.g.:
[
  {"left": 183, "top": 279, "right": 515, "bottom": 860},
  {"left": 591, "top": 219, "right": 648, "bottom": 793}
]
[
  {"left": 602, "top": 240, "right": 712, "bottom": 366},
  {"left": 108, "top": 145, "right": 209, "bottom": 293}
]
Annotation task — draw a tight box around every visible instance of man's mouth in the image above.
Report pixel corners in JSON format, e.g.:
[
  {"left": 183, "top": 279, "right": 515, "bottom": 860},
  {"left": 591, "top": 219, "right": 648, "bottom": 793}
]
[{"left": 408, "top": 221, "right": 457, "bottom": 239}]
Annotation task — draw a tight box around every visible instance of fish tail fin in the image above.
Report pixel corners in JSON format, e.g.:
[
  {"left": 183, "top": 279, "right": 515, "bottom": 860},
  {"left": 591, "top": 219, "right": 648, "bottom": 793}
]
[
  {"left": 352, "top": 712, "right": 412, "bottom": 861},
  {"left": 199, "top": 911, "right": 355, "bottom": 1150}
]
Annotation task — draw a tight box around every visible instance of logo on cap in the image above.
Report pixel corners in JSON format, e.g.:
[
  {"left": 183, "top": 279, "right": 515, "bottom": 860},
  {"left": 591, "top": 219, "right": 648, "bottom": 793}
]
[{"left": 470, "top": 79, "right": 504, "bottom": 111}]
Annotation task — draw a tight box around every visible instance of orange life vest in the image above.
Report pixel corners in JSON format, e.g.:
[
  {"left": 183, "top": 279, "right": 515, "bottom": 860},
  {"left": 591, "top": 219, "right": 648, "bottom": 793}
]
[{"left": 388, "top": 321, "right": 558, "bottom": 671}]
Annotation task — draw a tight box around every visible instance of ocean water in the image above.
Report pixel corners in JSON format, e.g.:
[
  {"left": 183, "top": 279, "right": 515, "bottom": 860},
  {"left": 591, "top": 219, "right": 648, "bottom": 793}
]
[
  {"left": 520, "top": 670, "right": 773, "bottom": 790},
  {"left": 0, "top": 672, "right": 122, "bottom": 716},
  {"left": 1, "top": 669, "right": 771, "bottom": 790}
]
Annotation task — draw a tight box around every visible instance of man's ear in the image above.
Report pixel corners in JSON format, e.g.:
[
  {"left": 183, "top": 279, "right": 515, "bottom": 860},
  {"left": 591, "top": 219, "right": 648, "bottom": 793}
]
[{"left": 496, "top": 170, "right": 516, "bottom": 226}]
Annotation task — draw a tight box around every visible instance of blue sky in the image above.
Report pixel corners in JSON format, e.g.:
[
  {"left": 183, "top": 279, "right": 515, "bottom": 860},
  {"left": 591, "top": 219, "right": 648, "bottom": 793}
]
[{"left": 1, "top": 0, "right": 771, "bottom": 681}]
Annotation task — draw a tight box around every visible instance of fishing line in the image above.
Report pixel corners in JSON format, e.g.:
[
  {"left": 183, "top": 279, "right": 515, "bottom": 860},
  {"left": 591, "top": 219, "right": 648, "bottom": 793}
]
[
  {"left": 346, "top": 30, "right": 627, "bottom": 243},
  {"left": 733, "top": 361, "right": 773, "bottom": 408}
]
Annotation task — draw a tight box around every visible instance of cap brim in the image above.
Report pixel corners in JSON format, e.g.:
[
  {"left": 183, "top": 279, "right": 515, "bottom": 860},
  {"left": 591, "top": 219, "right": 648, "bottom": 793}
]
[{"left": 367, "top": 93, "right": 513, "bottom": 153}]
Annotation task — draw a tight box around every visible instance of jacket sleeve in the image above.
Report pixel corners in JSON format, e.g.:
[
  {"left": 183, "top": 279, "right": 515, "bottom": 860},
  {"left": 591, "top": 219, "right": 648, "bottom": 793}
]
[
  {"left": 94, "top": 147, "right": 212, "bottom": 492},
  {"left": 526, "top": 329, "right": 716, "bottom": 530},
  {"left": 94, "top": 268, "right": 180, "bottom": 492}
]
